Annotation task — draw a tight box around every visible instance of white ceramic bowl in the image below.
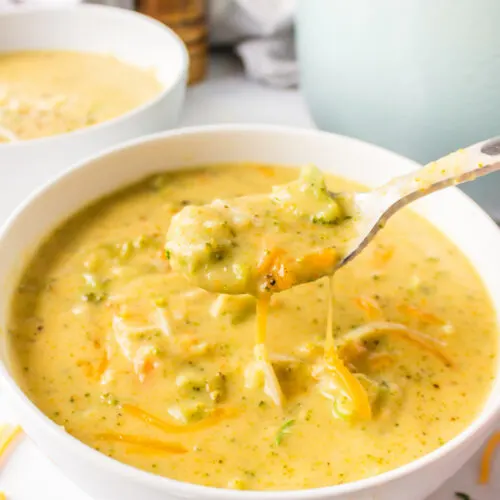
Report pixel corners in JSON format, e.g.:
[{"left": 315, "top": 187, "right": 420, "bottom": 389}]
[
  {"left": 0, "top": 4, "right": 188, "bottom": 216},
  {"left": 0, "top": 125, "right": 499, "bottom": 500}
]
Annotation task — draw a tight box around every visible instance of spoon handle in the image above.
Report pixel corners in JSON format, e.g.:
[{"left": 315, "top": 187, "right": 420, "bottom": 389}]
[
  {"left": 377, "top": 136, "right": 500, "bottom": 204},
  {"left": 337, "top": 136, "right": 500, "bottom": 270}
]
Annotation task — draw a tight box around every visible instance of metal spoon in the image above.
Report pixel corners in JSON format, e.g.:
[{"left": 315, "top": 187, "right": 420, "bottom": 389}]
[{"left": 334, "top": 136, "right": 500, "bottom": 270}]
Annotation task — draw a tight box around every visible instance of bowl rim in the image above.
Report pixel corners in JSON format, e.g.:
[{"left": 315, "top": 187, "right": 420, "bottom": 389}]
[
  {"left": 0, "top": 4, "right": 189, "bottom": 150},
  {"left": 0, "top": 123, "right": 498, "bottom": 499}
]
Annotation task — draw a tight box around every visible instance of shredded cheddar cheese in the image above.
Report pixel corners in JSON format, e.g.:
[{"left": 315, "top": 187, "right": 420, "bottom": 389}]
[
  {"left": 339, "top": 322, "right": 453, "bottom": 367},
  {"left": 479, "top": 431, "right": 500, "bottom": 484},
  {"left": 122, "top": 404, "right": 238, "bottom": 434},
  {"left": 355, "top": 296, "right": 384, "bottom": 321},
  {"left": 398, "top": 303, "right": 445, "bottom": 325},
  {"left": 96, "top": 433, "right": 187, "bottom": 454},
  {"left": 299, "top": 248, "right": 338, "bottom": 281},
  {"left": 0, "top": 424, "right": 22, "bottom": 458},
  {"left": 257, "top": 247, "right": 285, "bottom": 276}
]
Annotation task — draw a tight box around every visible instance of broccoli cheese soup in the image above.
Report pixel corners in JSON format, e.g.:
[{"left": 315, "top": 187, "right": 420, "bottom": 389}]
[
  {"left": 8, "top": 164, "right": 497, "bottom": 491},
  {"left": 0, "top": 50, "right": 162, "bottom": 142}
]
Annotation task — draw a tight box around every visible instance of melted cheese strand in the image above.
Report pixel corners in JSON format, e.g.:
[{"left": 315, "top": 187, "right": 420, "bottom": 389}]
[
  {"left": 248, "top": 295, "right": 284, "bottom": 407},
  {"left": 322, "top": 277, "right": 372, "bottom": 420},
  {"left": 323, "top": 347, "right": 372, "bottom": 420},
  {"left": 256, "top": 297, "right": 270, "bottom": 344},
  {"left": 325, "top": 276, "right": 335, "bottom": 352}
]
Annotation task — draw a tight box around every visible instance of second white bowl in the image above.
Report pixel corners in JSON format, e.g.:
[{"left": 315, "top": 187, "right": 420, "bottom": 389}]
[{"left": 0, "top": 4, "right": 188, "bottom": 216}]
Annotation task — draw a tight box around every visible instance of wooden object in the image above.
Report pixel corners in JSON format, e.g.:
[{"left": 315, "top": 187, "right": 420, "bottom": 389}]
[{"left": 136, "top": 0, "right": 208, "bottom": 84}]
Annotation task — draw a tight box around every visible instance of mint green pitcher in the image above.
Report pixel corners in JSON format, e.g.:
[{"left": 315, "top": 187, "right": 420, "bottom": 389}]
[{"left": 297, "top": 0, "right": 500, "bottom": 220}]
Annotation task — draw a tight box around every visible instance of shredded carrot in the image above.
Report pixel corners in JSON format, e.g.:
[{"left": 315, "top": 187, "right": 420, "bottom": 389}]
[
  {"left": 340, "top": 322, "right": 453, "bottom": 366},
  {"left": 479, "top": 431, "right": 500, "bottom": 484},
  {"left": 355, "top": 296, "right": 383, "bottom": 320},
  {"left": 324, "top": 347, "right": 372, "bottom": 420},
  {"left": 122, "top": 404, "right": 239, "bottom": 434},
  {"left": 96, "top": 433, "right": 187, "bottom": 454},
  {"left": 0, "top": 425, "right": 22, "bottom": 458},
  {"left": 398, "top": 303, "right": 445, "bottom": 325}
]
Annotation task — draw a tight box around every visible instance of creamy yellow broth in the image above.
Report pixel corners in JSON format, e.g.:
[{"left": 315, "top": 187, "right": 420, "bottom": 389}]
[
  {"left": 0, "top": 50, "right": 162, "bottom": 142},
  {"left": 8, "top": 165, "right": 497, "bottom": 490}
]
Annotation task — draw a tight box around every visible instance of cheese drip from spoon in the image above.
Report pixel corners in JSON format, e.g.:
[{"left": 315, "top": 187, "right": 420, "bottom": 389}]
[{"left": 166, "top": 166, "right": 366, "bottom": 413}]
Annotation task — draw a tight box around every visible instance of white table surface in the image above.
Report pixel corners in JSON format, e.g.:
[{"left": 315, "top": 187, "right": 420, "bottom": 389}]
[{"left": 0, "top": 54, "right": 498, "bottom": 500}]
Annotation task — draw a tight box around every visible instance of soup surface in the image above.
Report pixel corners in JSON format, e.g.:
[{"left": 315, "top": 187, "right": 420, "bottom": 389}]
[
  {"left": 8, "top": 165, "right": 498, "bottom": 490},
  {"left": 0, "top": 50, "right": 162, "bottom": 142}
]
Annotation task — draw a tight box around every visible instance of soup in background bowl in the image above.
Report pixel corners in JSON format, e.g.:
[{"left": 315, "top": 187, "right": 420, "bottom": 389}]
[
  {"left": 0, "top": 50, "right": 163, "bottom": 142},
  {"left": 0, "top": 5, "right": 187, "bottom": 217},
  {"left": 0, "top": 125, "right": 499, "bottom": 500}
]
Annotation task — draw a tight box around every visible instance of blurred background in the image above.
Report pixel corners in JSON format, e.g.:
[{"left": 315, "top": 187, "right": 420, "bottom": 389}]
[
  {"left": 1, "top": 0, "right": 500, "bottom": 218},
  {"left": 0, "top": 0, "right": 297, "bottom": 87}
]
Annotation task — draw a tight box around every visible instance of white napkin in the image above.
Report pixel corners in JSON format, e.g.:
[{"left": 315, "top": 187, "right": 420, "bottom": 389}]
[
  {"left": 235, "top": 35, "right": 297, "bottom": 88},
  {"left": 210, "top": 0, "right": 298, "bottom": 88}
]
